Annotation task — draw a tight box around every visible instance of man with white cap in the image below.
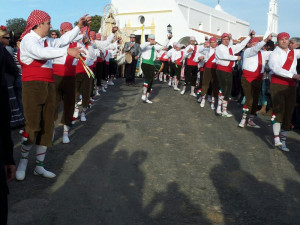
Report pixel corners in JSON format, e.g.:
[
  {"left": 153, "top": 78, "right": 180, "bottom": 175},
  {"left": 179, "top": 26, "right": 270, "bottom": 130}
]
[
  {"left": 215, "top": 31, "right": 254, "bottom": 117},
  {"left": 124, "top": 34, "right": 141, "bottom": 85},
  {"left": 268, "top": 32, "right": 300, "bottom": 151},
  {"left": 171, "top": 43, "right": 186, "bottom": 91},
  {"left": 238, "top": 34, "right": 272, "bottom": 129},
  {"left": 167, "top": 42, "right": 178, "bottom": 87},
  {"left": 140, "top": 33, "right": 172, "bottom": 103},
  {"left": 15, "top": 10, "right": 88, "bottom": 181},
  {"left": 183, "top": 36, "right": 204, "bottom": 96}
]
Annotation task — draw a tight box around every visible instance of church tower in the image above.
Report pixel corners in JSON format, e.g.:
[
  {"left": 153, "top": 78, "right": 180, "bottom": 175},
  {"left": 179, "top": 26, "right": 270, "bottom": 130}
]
[{"left": 267, "top": 0, "right": 278, "bottom": 34}]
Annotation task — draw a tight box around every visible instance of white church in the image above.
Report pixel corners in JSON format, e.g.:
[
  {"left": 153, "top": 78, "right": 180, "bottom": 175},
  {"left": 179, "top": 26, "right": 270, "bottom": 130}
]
[{"left": 110, "top": 0, "right": 278, "bottom": 44}]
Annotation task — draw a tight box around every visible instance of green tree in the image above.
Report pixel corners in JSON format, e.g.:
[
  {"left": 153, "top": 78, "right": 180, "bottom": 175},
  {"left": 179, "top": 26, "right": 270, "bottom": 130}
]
[
  {"left": 90, "top": 15, "right": 102, "bottom": 32},
  {"left": 6, "top": 18, "right": 26, "bottom": 35},
  {"left": 74, "top": 14, "right": 102, "bottom": 33}
]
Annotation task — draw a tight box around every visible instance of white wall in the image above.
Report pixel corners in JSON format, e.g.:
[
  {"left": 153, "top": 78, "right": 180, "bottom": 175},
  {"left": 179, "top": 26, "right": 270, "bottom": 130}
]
[{"left": 111, "top": 0, "right": 249, "bottom": 43}]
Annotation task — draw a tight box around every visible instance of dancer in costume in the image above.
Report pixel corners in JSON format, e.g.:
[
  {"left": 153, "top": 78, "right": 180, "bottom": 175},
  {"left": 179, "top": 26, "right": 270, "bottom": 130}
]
[
  {"left": 167, "top": 42, "right": 177, "bottom": 87},
  {"left": 238, "top": 34, "right": 273, "bottom": 128},
  {"left": 158, "top": 46, "right": 170, "bottom": 82},
  {"left": 171, "top": 43, "right": 186, "bottom": 91},
  {"left": 16, "top": 10, "right": 87, "bottom": 180},
  {"left": 53, "top": 22, "right": 83, "bottom": 144},
  {"left": 141, "top": 34, "right": 172, "bottom": 103},
  {"left": 182, "top": 37, "right": 204, "bottom": 96},
  {"left": 268, "top": 32, "right": 300, "bottom": 151},
  {"left": 74, "top": 28, "right": 96, "bottom": 122},
  {"left": 199, "top": 37, "right": 219, "bottom": 109},
  {"left": 215, "top": 31, "right": 253, "bottom": 117}
]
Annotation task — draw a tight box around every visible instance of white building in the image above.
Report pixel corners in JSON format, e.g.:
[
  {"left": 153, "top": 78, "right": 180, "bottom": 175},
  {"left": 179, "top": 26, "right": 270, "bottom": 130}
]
[
  {"left": 266, "top": 0, "right": 278, "bottom": 35},
  {"left": 111, "top": 0, "right": 250, "bottom": 44}
]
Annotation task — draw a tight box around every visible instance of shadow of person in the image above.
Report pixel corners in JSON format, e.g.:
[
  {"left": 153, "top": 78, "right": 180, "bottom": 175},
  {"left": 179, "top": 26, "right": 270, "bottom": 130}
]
[
  {"left": 144, "top": 182, "right": 212, "bottom": 225},
  {"left": 282, "top": 136, "right": 300, "bottom": 174},
  {"left": 210, "top": 152, "right": 300, "bottom": 225}
]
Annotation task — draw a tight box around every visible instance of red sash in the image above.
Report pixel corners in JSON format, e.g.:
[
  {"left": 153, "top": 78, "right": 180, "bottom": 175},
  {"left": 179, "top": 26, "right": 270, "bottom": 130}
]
[
  {"left": 159, "top": 52, "right": 168, "bottom": 62},
  {"left": 205, "top": 52, "right": 217, "bottom": 69},
  {"left": 186, "top": 45, "right": 198, "bottom": 66},
  {"left": 271, "top": 50, "right": 296, "bottom": 87},
  {"left": 76, "top": 44, "right": 90, "bottom": 74},
  {"left": 175, "top": 51, "right": 184, "bottom": 66},
  {"left": 18, "top": 40, "right": 53, "bottom": 82},
  {"left": 216, "top": 48, "right": 234, "bottom": 73},
  {"left": 53, "top": 42, "right": 77, "bottom": 77},
  {"left": 242, "top": 51, "right": 263, "bottom": 82}
]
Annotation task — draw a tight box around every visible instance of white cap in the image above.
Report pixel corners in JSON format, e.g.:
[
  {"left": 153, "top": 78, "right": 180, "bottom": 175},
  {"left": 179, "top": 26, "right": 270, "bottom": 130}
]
[
  {"left": 176, "top": 43, "right": 182, "bottom": 48},
  {"left": 148, "top": 34, "right": 155, "bottom": 39},
  {"left": 190, "top": 36, "right": 196, "bottom": 41}
]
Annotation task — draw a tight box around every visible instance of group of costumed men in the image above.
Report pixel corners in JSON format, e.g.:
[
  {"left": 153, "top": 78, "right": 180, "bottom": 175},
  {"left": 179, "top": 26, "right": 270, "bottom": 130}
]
[
  {"left": 141, "top": 30, "right": 300, "bottom": 152},
  {"left": 15, "top": 10, "right": 122, "bottom": 181},
  {"left": 4, "top": 8, "right": 300, "bottom": 184}
]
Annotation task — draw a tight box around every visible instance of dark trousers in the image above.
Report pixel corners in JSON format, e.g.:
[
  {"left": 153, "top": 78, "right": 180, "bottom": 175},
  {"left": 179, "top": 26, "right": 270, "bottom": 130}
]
[
  {"left": 241, "top": 77, "right": 261, "bottom": 115},
  {"left": 174, "top": 64, "right": 181, "bottom": 80},
  {"left": 109, "top": 59, "right": 116, "bottom": 76},
  {"left": 270, "top": 83, "right": 296, "bottom": 131},
  {"left": 75, "top": 73, "right": 92, "bottom": 108},
  {"left": 0, "top": 193, "right": 7, "bottom": 225},
  {"left": 161, "top": 61, "right": 169, "bottom": 75},
  {"left": 185, "top": 65, "right": 198, "bottom": 86},
  {"left": 125, "top": 58, "right": 137, "bottom": 84},
  {"left": 216, "top": 70, "right": 233, "bottom": 101},
  {"left": 170, "top": 62, "right": 175, "bottom": 77},
  {"left": 95, "top": 62, "right": 103, "bottom": 86},
  {"left": 142, "top": 63, "right": 154, "bottom": 92},
  {"left": 103, "top": 63, "right": 109, "bottom": 81},
  {"left": 202, "top": 68, "right": 218, "bottom": 98},
  {"left": 54, "top": 75, "right": 76, "bottom": 126},
  {"left": 22, "top": 81, "right": 56, "bottom": 147}
]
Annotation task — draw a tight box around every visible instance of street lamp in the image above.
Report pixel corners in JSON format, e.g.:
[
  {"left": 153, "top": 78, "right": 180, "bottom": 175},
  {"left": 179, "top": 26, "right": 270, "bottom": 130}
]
[{"left": 167, "top": 24, "right": 172, "bottom": 34}]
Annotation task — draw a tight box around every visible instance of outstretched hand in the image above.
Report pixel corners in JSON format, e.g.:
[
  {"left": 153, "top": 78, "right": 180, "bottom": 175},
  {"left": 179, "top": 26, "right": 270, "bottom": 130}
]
[
  {"left": 264, "top": 34, "right": 272, "bottom": 42},
  {"left": 249, "top": 30, "right": 256, "bottom": 37},
  {"left": 77, "top": 14, "right": 92, "bottom": 29},
  {"left": 67, "top": 47, "right": 85, "bottom": 59}
]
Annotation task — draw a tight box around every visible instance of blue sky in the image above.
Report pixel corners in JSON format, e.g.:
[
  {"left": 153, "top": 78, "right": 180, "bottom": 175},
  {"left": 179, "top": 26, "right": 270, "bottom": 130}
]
[{"left": 1, "top": 0, "right": 298, "bottom": 37}]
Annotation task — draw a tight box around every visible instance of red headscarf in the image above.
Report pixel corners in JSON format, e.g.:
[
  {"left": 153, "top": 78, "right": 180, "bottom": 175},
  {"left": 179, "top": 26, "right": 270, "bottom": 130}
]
[
  {"left": 277, "top": 32, "right": 290, "bottom": 41},
  {"left": 20, "top": 10, "right": 51, "bottom": 40},
  {"left": 221, "top": 33, "right": 230, "bottom": 39},
  {"left": 209, "top": 37, "right": 217, "bottom": 42},
  {"left": 60, "top": 22, "right": 73, "bottom": 31}
]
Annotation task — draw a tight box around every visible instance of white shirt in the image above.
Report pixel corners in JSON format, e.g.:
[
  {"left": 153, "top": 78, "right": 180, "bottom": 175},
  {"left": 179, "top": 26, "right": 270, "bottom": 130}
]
[
  {"left": 140, "top": 39, "right": 170, "bottom": 61},
  {"left": 93, "top": 33, "right": 115, "bottom": 52},
  {"left": 167, "top": 48, "right": 175, "bottom": 59},
  {"left": 171, "top": 49, "right": 186, "bottom": 63},
  {"left": 185, "top": 44, "right": 205, "bottom": 59},
  {"left": 269, "top": 46, "right": 300, "bottom": 78},
  {"left": 242, "top": 41, "right": 271, "bottom": 73},
  {"left": 157, "top": 50, "right": 169, "bottom": 60},
  {"left": 77, "top": 42, "right": 96, "bottom": 66},
  {"left": 203, "top": 47, "right": 216, "bottom": 63},
  {"left": 52, "top": 34, "right": 83, "bottom": 66},
  {"left": 215, "top": 36, "right": 251, "bottom": 67},
  {"left": 20, "top": 26, "right": 80, "bottom": 68}
]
